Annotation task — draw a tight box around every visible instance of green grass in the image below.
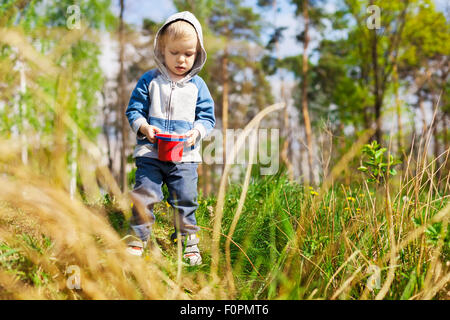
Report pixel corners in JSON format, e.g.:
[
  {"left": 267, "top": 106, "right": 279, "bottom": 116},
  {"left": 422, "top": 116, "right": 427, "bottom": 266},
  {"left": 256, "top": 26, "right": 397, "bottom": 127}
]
[
  {"left": 0, "top": 166, "right": 448, "bottom": 299},
  {"left": 189, "top": 171, "right": 449, "bottom": 300},
  {"left": 88, "top": 167, "right": 448, "bottom": 300}
]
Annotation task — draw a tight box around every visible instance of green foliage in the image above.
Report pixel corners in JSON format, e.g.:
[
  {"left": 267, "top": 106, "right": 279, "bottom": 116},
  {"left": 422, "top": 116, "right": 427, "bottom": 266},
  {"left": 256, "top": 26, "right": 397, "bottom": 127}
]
[
  {"left": 193, "top": 172, "right": 448, "bottom": 299},
  {"left": 0, "top": 0, "right": 117, "bottom": 199},
  {"left": 399, "top": 1, "right": 450, "bottom": 69},
  {"left": 0, "top": 233, "right": 53, "bottom": 287},
  {"left": 358, "top": 141, "right": 402, "bottom": 185},
  {"left": 400, "top": 270, "right": 417, "bottom": 300},
  {"left": 412, "top": 217, "right": 449, "bottom": 250},
  {"left": 209, "top": 0, "right": 262, "bottom": 41},
  {"left": 101, "top": 193, "right": 129, "bottom": 235}
]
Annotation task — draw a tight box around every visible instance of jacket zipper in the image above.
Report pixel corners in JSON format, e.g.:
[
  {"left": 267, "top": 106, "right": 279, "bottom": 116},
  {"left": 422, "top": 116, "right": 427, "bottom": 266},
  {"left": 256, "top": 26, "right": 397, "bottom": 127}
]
[{"left": 166, "top": 81, "right": 176, "bottom": 132}]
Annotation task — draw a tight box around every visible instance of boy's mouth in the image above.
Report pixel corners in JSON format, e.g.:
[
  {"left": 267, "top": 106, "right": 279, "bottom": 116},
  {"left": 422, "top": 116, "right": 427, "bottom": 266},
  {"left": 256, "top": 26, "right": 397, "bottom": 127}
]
[{"left": 175, "top": 66, "right": 186, "bottom": 72}]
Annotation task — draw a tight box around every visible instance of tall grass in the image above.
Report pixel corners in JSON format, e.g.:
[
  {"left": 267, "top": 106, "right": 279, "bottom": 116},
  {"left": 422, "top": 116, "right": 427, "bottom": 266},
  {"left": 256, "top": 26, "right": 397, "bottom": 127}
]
[
  {"left": 200, "top": 171, "right": 448, "bottom": 300},
  {"left": 0, "top": 123, "right": 448, "bottom": 299},
  {"left": 0, "top": 100, "right": 448, "bottom": 300}
]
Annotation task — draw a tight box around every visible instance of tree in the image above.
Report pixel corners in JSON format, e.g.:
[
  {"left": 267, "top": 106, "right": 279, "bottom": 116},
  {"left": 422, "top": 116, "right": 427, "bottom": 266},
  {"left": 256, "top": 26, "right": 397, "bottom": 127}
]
[
  {"left": 100, "top": 7, "right": 158, "bottom": 190},
  {"left": 397, "top": 1, "right": 450, "bottom": 165},
  {"left": 118, "top": 0, "right": 127, "bottom": 192},
  {"left": 343, "top": 0, "right": 414, "bottom": 143},
  {"left": 259, "top": 0, "right": 294, "bottom": 179},
  {"left": 208, "top": 0, "right": 263, "bottom": 169},
  {"left": 290, "top": 0, "right": 328, "bottom": 184},
  {"left": 0, "top": 0, "right": 116, "bottom": 198}
]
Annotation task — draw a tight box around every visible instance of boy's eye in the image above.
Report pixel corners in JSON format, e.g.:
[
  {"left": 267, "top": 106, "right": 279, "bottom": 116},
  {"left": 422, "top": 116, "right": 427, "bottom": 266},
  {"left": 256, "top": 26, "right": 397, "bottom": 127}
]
[{"left": 170, "top": 51, "right": 178, "bottom": 55}]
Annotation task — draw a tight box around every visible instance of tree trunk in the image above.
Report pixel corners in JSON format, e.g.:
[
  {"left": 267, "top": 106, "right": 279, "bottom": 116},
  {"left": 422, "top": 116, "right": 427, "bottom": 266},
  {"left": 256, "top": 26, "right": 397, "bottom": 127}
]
[
  {"left": 118, "top": 0, "right": 128, "bottom": 192},
  {"left": 19, "top": 58, "right": 28, "bottom": 165},
  {"left": 54, "top": 75, "right": 69, "bottom": 190},
  {"left": 298, "top": 131, "right": 304, "bottom": 183},
  {"left": 418, "top": 90, "right": 427, "bottom": 136},
  {"left": 202, "top": 162, "right": 212, "bottom": 197},
  {"left": 431, "top": 95, "right": 439, "bottom": 167},
  {"left": 444, "top": 113, "right": 449, "bottom": 149},
  {"left": 409, "top": 110, "right": 418, "bottom": 164},
  {"left": 280, "top": 74, "right": 293, "bottom": 180},
  {"left": 436, "top": 68, "right": 449, "bottom": 173},
  {"left": 301, "top": 0, "right": 314, "bottom": 184},
  {"left": 338, "top": 122, "right": 350, "bottom": 185},
  {"left": 273, "top": 0, "right": 293, "bottom": 179},
  {"left": 201, "top": 162, "right": 206, "bottom": 197},
  {"left": 222, "top": 45, "right": 229, "bottom": 169},
  {"left": 393, "top": 63, "right": 404, "bottom": 161},
  {"left": 70, "top": 92, "right": 81, "bottom": 200},
  {"left": 371, "top": 24, "right": 382, "bottom": 143},
  {"left": 444, "top": 113, "right": 449, "bottom": 176},
  {"left": 101, "top": 91, "right": 114, "bottom": 171}
]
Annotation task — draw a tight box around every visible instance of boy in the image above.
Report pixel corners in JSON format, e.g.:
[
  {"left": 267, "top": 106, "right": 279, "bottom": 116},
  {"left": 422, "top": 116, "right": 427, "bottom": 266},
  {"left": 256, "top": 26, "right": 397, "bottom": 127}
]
[{"left": 125, "top": 11, "right": 215, "bottom": 265}]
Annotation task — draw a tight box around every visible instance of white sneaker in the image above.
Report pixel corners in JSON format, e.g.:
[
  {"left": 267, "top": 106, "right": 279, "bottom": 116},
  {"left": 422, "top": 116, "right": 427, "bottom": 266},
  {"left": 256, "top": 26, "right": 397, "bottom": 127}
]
[
  {"left": 183, "top": 244, "right": 202, "bottom": 266},
  {"left": 123, "top": 236, "right": 147, "bottom": 257},
  {"left": 183, "top": 234, "right": 202, "bottom": 266}
]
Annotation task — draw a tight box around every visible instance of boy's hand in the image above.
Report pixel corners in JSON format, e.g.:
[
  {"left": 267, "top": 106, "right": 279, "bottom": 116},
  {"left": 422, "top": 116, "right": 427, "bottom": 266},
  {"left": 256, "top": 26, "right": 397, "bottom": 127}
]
[
  {"left": 139, "top": 124, "right": 161, "bottom": 143},
  {"left": 185, "top": 129, "right": 200, "bottom": 147}
]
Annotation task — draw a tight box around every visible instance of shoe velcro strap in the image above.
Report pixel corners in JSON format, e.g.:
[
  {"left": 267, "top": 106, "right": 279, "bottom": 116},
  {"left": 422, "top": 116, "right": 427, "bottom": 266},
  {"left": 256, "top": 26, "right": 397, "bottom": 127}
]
[
  {"left": 184, "top": 244, "right": 199, "bottom": 254},
  {"left": 128, "top": 240, "right": 144, "bottom": 249},
  {"left": 185, "top": 234, "right": 199, "bottom": 246}
]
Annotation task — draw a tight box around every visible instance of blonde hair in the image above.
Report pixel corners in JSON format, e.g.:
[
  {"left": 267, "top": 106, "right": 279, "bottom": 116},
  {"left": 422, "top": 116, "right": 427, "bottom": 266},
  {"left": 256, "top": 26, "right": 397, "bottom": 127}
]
[{"left": 158, "top": 20, "right": 200, "bottom": 52}]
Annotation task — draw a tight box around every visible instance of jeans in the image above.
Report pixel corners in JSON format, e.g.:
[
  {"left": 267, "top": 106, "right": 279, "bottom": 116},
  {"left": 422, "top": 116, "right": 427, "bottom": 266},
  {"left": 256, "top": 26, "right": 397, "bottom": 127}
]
[{"left": 129, "top": 157, "right": 200, "bottom": 242}]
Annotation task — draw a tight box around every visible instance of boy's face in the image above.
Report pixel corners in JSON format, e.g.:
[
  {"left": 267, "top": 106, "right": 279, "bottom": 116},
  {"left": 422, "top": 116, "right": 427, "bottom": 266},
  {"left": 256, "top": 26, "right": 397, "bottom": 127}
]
[{"left": 163, "top": 34, "right": 198, "bottom": 80}]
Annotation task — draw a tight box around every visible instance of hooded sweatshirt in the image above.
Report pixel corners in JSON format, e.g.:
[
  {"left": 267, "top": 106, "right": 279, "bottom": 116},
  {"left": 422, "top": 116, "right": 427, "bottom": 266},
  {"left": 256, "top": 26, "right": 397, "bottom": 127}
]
[{"left": 125, "top": 11, "right": 215, "bottom": 162}]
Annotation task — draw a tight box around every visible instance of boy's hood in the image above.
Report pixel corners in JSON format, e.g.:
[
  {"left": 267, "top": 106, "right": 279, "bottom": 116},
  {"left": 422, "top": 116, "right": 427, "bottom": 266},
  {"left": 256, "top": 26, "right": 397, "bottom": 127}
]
[{"left": 153, "top": 11, "right": 207, "bottom": 84}]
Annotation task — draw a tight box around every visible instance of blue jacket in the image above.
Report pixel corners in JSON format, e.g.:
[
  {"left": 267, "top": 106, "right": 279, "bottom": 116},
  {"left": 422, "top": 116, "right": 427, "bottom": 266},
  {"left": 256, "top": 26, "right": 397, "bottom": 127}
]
[{"left": 125, "top": 11, "right": 215, "bottom": 162}]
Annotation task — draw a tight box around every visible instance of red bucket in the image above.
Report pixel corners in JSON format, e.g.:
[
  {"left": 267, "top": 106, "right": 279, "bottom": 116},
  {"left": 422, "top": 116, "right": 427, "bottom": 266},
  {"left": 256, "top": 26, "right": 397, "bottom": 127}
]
[{"left": 155, "top": 133, "right": 187, "bottom": 162}]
